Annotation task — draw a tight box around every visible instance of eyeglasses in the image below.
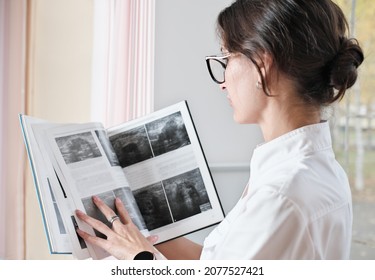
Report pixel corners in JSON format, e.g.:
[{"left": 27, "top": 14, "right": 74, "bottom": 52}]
[{"left": 205, "top": 53, "right": 231, "bottom": 84}]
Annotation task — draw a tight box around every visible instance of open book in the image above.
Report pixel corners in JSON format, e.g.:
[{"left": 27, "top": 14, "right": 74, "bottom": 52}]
[{"left": 20, "top": 101, "right": 224, "bottom": 259}]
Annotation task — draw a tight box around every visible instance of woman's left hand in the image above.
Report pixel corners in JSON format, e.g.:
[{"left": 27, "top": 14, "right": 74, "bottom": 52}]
[{"left": 75, "top": 195, "right": 157, "bottom": 260}]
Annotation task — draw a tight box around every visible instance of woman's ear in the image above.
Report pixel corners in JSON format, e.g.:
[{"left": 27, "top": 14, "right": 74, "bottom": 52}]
[
  {"left": 258, "top": 52, "right": 274, "bottom": 83},
  {"left": 254, "top": 52, "right": 274, "bottom": 93}
]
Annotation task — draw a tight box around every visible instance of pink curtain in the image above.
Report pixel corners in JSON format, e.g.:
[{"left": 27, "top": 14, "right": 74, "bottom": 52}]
[
  {"left": 90, "top": 0, "right": 155, "bottom": 127},
  {"left": 0, "top": 0, "right": 27, "bottom": 259}
]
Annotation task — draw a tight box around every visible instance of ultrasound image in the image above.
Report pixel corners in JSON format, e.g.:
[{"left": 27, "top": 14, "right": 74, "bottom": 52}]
[
  {"left": 55, "top": 132, "right": 102, "bottom": 164},
  {"left": 109, "top": 126, "right": 153, "bottom": 168},
  {"left": 146, "top": 112, "right": 190, "bottom": 156}
]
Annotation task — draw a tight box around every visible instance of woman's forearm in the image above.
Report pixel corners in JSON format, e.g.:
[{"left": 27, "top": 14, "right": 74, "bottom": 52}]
[{"left": 155, "top": 237, "right": 203, "bottom": 260}]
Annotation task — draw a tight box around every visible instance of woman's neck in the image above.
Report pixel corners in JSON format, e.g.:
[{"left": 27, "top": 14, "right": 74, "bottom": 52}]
[{"left": 259, "top": 97, "right": 321, "bottom": 142}]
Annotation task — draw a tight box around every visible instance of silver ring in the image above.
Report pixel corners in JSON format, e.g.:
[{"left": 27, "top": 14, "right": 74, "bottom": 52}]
[{"left": 108, "top": 215, "right": 120, "bottom": 226}]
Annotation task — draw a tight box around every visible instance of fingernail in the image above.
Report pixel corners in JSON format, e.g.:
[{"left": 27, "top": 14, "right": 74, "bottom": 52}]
[
  {"left": 92, "top": 195, "right": 99, "bottom": 202},
  {"left": 76, "top": 209, "right": 83, "bottom": 216},
  {"left": 149, "top": 235, "right": 159, "bottom": 243}
]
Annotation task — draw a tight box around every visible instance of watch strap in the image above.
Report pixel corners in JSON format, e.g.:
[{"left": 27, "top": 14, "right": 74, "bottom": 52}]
[{"left": 133, "top": 251, "right": 155, "bottom": 260}]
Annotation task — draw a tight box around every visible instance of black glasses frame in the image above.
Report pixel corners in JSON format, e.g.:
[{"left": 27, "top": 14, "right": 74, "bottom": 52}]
[{"left": 205, "top": 53, "right": 231, "bottom": 84}]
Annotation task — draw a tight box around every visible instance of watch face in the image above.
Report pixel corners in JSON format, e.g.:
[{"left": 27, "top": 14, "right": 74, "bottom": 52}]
[{"left": 133, "top": 251, "right": 155, "bottom": 260}]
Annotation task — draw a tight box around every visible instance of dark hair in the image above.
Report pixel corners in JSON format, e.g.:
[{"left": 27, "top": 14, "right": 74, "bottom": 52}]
[{"left": 217, "top": 0, "right": 364, "bottom": 106}]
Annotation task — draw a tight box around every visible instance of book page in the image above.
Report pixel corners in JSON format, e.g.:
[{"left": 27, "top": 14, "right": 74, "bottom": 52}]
[
  {"left": 20, "top": 116, "right": 75, "bottom": 255},
  {"left": 42, "top": 122, "right": 148, "bottom": 260},
  {"left": 107, "top": 101, "right": 224, "bottom": 244}
]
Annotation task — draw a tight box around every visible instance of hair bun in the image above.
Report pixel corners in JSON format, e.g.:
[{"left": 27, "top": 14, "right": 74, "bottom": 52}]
[{"left": 329, "top": 38, "right": 364, "bottom": 91}]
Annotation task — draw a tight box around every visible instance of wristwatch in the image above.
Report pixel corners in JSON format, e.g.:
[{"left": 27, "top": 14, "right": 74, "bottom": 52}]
[{"left": 133, "top": 251, "right": 155, "bottom": 260}]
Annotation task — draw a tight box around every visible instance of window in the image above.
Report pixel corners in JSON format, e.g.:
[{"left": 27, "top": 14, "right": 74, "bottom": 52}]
[{"left": 334, "top": 0, "right": 375, "bottom": 259}]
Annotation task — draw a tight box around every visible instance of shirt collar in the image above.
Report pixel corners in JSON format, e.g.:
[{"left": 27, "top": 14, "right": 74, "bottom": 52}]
[{"left": 250, "top": 121, "right": 332, "bottom": 181}]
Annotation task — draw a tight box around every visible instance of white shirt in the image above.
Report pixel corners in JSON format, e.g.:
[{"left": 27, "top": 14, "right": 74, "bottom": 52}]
[{"left": 200, "top": 122, "right": 352, "bottom": 259}]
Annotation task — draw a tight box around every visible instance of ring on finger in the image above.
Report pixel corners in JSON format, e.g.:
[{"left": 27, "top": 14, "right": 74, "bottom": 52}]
[{"left": 108, "top": 215, "right": 120, "bottom": 226}]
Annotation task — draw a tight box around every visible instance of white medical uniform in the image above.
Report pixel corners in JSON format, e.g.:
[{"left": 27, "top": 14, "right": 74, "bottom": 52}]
[{"left": 200, "top": 122, "right": 352, "bottom": 259}]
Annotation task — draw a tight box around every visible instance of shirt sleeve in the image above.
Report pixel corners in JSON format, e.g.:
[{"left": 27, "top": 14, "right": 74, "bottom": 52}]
[{"left": 203, "top": 188, "right": 315, "bottom": 259}]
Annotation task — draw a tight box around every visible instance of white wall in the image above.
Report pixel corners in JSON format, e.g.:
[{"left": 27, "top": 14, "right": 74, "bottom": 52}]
[{"left": 154, "top": 0, "right": 264, "bottom": 243}]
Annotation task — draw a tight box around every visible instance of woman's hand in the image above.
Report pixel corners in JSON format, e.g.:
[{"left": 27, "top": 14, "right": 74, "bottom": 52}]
[{"left": 75, "top": 195, "right": 157, "bottom": 260}]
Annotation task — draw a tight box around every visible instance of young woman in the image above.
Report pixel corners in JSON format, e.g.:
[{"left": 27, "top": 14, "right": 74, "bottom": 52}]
[{"left": 76, "top": 0, "right": 364, "bottom": 259}]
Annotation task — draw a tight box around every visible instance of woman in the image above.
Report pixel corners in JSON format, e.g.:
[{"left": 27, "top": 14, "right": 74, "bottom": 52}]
[{"left": 76, "top": 0, "right": 364, "bottom": 259}]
